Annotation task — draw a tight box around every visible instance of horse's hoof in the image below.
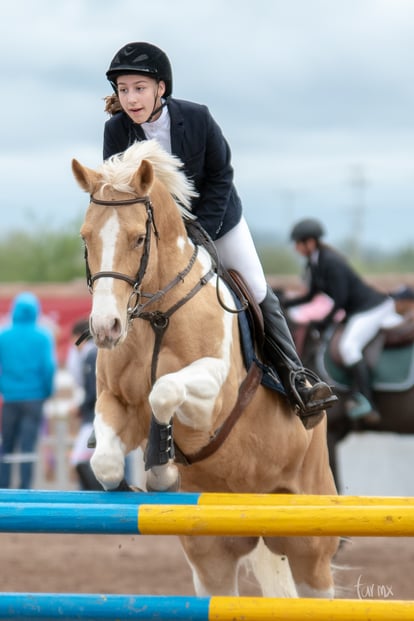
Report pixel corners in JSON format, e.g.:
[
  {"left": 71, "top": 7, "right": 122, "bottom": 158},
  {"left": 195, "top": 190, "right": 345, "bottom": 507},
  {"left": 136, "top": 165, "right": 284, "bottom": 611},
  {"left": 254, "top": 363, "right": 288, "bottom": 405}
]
[
  {"left": 111, "top": 479, "right": 144, "bottom": 492},
  {"left": 146, "top": 463, "right": 181, "bottom": 492},
  {"left": 146, "top": 477, "right": 181, "bottom": 492},
  {"left": 90, "top": 452, "right": 125, "bottom": 490}
]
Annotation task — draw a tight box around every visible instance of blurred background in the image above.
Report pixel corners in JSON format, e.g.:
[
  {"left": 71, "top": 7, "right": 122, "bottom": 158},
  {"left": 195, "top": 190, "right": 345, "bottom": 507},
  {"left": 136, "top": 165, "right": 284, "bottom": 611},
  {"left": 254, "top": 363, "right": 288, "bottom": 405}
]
[
  {"left": 1, "top": 0, "right": 414, "bottom": 493},
  {"left": 1, "top": 0, "right": 414, "bottom": 262}
]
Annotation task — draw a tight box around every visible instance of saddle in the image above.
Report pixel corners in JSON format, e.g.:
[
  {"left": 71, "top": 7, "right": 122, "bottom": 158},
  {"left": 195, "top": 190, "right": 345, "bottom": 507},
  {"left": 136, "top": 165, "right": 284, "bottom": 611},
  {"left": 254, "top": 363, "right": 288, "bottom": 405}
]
[
  {"left": 184, "top": 219, "right": 284, "bottom": 393},
  {"left": 226, "top": 270, "right": 285, "bottom": 394},
  {"left": 329, "top": 311, "right": 414, "bottom": 367},
  {"left": 322, "top": 311, "right": 414, "bottom": 392}
]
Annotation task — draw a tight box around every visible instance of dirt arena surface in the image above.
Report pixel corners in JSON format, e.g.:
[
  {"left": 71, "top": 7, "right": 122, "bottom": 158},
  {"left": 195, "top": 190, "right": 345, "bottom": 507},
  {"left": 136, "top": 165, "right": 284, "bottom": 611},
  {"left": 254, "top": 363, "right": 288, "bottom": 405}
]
[{"left": 0, "top": 531, "right": 413, "bottom": 600}]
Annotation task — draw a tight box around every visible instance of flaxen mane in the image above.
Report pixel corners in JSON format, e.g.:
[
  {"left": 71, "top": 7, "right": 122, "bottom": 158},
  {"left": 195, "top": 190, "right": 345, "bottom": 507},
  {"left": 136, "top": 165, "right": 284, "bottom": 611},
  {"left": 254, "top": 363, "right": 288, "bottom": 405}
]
[{"left": 96, "top": 140, "right": 197, "bottom": 214}]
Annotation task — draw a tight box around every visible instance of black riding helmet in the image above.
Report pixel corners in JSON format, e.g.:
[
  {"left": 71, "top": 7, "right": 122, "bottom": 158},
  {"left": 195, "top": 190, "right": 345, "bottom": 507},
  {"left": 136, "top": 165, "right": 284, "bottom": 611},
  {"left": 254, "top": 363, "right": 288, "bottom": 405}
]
[
  {"left": 106, "top": 42, "right": 173, "bottom": 97},
  {"left": 290, "top": 218, "right": 325, "bottom": 242}
]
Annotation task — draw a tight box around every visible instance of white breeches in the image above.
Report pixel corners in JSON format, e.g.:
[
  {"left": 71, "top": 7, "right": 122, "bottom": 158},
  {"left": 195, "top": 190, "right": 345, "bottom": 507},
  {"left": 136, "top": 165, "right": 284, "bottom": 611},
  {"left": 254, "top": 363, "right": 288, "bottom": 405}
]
[
  {"left": 214, "top": 216, "right": 268, "bottom": 303},
  {"left": 338, "top": 298, "right": 403, "bottom": 366}
]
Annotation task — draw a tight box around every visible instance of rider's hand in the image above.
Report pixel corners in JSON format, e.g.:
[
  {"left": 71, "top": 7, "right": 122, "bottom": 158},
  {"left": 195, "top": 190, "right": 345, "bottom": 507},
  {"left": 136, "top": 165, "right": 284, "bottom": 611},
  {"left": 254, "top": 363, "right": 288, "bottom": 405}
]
[{"left": 309, "top": 318, "right": 330, "bottom": 333}]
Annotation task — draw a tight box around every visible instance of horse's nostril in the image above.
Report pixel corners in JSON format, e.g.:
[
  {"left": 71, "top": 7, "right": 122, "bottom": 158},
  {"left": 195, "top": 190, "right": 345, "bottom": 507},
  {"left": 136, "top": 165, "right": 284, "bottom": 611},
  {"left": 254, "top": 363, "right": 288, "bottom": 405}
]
[
  {"left": 89, "top": 314, "right": 124, "bottom": 347},
  {"left": 111, "top": 317, "right": 122, "bottom": 337}
]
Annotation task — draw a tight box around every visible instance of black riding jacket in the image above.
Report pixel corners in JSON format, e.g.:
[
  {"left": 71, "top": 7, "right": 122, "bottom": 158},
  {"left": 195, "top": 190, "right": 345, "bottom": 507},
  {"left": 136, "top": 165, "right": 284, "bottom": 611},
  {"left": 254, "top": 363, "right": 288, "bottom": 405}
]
[
  {"left": 285, "top": 244, "right": 387, "bottom": 322},
  {"left": 103, "top": 97, "right": 242, "bottom": 240}
]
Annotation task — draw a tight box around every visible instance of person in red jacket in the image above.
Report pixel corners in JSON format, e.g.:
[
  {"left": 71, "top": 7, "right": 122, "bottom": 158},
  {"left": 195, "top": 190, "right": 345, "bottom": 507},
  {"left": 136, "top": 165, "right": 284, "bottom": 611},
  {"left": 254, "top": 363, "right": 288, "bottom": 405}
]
[{"left": 101, "top": 42, "right": 337, "bottom": 428}]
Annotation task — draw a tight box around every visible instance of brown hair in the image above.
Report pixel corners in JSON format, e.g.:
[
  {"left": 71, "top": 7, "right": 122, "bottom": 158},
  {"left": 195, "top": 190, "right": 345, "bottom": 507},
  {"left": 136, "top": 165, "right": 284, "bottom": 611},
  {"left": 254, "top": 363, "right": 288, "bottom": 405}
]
[{"left": 104, "top": 94, "right": 123, "bottom": 116}]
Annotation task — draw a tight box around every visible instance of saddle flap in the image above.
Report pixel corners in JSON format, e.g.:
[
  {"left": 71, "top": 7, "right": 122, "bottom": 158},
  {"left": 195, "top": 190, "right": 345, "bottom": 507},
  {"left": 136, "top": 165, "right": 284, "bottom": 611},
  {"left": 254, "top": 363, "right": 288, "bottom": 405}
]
[
  {"left": 226, "top": 269, "right": 265, "bottom": 352},
  {"left": 322, "top": 322, "right": 414, "bottom": 393},
  {"left": 382, "top": 311, "right": 414, "bottom": 348}
]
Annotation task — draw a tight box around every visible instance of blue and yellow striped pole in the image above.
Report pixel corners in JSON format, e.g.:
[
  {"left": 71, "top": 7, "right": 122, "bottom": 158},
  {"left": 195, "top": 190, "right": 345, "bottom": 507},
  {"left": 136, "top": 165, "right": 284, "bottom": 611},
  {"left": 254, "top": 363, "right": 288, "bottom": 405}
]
[
  {"left": 0, "top": 594, "right": 412, "bottom": 620},
  {"left": 1, "top": 489, "right": 414, "bottom": 506},
  {"left": 1, "top": 501, "right": 414, "bottom": 536}
]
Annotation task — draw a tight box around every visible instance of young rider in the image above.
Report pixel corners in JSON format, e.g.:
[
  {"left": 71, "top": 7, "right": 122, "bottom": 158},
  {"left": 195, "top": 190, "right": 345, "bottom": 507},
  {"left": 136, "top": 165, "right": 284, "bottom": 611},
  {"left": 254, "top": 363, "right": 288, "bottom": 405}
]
[
  {"left": 102, "top": 41, "right": 337, "bottom": 429},
  {"left": 287, "top": 218, "right": 403, "bottom": 424}
]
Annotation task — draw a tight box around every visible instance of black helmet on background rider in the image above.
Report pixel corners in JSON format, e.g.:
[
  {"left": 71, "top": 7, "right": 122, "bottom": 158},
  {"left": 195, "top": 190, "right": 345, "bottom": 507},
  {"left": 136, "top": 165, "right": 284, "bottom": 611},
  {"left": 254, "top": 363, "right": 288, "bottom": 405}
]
[
  {"left": 106, "top": 42, "right": 173, "bottom": 97},
  {"left": 290, "top": 218, "right": 325, "bottom": 242}
]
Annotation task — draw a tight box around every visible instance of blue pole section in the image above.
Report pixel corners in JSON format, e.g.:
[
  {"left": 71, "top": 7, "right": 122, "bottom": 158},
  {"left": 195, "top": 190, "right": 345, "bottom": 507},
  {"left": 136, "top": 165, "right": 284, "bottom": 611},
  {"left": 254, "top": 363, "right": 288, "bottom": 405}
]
[
  {"left": 0, "top": 593, "right": 210, "bottom": 621},
  {"left": 0, "top": 490, "right": 201, "bottom": 505},
  {"left": 0, "top": 503, "right": 140, "bottom": 534}
]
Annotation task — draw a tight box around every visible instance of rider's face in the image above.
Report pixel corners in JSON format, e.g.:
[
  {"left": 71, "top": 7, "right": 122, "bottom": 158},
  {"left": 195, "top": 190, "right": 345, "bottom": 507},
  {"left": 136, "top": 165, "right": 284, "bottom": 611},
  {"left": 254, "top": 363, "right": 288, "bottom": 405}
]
[
  {"left": 295, "top": 239, "right": 315, "bottom": 257},
  {"left": 116, "top": 74, "right": 165, "bottom": 123}
]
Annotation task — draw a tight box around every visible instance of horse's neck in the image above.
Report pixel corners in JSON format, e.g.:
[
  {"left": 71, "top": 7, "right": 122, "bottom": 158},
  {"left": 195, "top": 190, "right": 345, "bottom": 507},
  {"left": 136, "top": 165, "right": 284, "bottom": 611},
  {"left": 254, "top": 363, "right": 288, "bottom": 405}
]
[{"left": 145, "top": 239, "right": 210, "bottom": 306}]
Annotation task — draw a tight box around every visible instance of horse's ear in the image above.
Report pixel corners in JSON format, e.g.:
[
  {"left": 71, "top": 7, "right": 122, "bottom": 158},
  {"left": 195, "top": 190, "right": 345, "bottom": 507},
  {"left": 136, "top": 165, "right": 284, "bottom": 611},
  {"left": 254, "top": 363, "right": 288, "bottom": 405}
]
[
  {"left": 131, "top": 159, "right": 154, "bottom": 195},
  {"left": 72, "top": 159, "right": 100, "bottom": 194}
]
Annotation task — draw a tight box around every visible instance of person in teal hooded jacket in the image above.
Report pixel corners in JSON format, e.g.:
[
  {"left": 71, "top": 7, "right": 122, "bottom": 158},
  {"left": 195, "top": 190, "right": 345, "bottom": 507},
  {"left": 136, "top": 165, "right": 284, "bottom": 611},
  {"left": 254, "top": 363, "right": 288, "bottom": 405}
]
[{"left": 0, "top": 292, "right": 57, "bottom": 488}]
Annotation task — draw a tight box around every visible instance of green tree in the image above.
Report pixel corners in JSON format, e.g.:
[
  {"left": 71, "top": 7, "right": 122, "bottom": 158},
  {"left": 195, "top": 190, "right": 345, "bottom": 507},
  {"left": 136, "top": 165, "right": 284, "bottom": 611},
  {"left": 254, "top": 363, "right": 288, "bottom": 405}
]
[
  {"left": 0, "top": 221, "right": 85, "bottom": 283},
  {"left": 0, "top": 224, "right": 412, "bottom": 283}
]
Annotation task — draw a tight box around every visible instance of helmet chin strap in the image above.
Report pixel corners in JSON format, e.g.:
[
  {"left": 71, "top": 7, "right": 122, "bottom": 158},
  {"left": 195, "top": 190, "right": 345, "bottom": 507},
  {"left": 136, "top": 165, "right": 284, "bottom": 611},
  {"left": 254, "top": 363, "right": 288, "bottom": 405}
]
[
  {"left": 145, "top": 98, "right": 168, "bottom": 123},
  {"left": 142, "top": 83, "right": 168, "bottom": 124}
]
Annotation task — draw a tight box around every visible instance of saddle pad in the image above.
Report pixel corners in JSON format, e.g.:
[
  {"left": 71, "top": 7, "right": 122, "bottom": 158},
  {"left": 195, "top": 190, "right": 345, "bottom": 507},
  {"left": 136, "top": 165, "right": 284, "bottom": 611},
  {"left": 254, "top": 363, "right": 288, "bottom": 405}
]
[
  {"left": 322, "top": 342, "right": 414, "bottom": 392},
  {"left": 232, "top": 289, "right": 286, "bottom": 395}
]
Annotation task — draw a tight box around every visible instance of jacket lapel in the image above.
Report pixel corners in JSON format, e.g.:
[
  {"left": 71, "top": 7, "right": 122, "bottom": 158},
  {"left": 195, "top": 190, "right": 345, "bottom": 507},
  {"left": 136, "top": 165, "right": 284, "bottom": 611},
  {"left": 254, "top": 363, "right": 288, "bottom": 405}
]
[{"left": 168, "top": 99, "right": 185, "bottom": 157}]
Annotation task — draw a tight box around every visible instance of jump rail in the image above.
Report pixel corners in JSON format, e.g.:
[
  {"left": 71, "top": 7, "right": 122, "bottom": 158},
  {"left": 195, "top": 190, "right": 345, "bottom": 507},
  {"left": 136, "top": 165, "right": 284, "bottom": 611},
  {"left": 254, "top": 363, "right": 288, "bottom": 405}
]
[
  {"left": 1, "top": 500, "right": 414, "bottom": 536},
  {"left": 2, "top": 489, "right": 414, "bottom": 506},
  {"left": 0, "top": 593, "right": 412, "bottom": 621},
  {"left": 1, "top": 490, "right": 413, "bottom": 620}
]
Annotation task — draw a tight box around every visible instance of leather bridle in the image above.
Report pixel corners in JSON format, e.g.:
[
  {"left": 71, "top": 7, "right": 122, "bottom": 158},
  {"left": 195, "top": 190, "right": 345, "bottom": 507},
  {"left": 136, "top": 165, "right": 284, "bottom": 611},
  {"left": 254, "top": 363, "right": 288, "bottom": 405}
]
[
  {"left": 85, "top": 194, "right": 156, "bottom": 297},
  {"left": 84, "top": 193, "right": 214, "bottom": 383}
]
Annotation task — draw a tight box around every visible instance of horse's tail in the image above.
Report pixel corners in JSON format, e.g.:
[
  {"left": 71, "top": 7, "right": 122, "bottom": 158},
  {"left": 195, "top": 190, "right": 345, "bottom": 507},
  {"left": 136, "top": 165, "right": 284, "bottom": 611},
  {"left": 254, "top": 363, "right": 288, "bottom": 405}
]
[{"left": 244, "top": 538, "right": 298, "bottom": 597}]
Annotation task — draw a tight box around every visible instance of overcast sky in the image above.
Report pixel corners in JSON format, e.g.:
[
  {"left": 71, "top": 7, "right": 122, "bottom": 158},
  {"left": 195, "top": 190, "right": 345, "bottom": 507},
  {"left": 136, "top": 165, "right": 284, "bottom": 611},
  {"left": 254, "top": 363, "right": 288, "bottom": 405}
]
[{"left": 2, "top": 0, "right": 414, "bottom": 251}]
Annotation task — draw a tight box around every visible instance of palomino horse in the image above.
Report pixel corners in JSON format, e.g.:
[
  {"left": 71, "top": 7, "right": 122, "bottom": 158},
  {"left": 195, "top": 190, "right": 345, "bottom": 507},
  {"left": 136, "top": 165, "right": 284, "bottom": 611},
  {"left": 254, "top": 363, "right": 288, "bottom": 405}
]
[{"left": 72, "top": 140, "right": 338, "bottom": 598}]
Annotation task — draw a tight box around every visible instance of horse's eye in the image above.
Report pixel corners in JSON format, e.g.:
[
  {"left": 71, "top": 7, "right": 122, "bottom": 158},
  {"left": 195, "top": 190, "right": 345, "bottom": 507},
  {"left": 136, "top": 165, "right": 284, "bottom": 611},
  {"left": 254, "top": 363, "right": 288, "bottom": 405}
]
[{"left": 135, "top": 235, "right": 145, "bottom": 248}]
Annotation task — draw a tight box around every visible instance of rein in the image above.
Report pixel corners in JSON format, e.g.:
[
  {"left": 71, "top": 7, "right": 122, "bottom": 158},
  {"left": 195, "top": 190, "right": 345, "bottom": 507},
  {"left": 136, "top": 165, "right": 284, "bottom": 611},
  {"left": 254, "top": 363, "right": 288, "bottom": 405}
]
[{"left": 132, "top": 245, "right": 214, "bottom": 385}]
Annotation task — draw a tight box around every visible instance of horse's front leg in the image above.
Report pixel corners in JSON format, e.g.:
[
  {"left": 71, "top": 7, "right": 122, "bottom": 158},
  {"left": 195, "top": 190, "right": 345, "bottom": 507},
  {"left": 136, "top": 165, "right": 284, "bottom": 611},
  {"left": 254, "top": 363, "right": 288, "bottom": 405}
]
[
  {"left": 146, "top": 357, "right": 227, "bottom": 492},
  {"left": 90, "top": 391, "right": 131, "bottom": 490}
]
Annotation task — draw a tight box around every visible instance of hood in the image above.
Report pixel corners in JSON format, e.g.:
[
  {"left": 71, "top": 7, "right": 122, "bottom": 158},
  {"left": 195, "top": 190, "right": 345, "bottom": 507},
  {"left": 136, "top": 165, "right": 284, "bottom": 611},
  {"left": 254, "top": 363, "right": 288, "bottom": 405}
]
[{"left": 11, "top": 292, "right": 40, "bottom": 324}]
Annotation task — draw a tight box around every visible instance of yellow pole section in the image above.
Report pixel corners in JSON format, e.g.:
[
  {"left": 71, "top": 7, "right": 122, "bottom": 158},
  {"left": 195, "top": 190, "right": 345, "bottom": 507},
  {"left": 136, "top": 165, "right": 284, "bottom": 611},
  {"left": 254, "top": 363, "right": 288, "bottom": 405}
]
[
  {"left": 137, "top": 504, "right": 414, "bottom": 536},
  {"left": 197, "top": 493, "right": 414, "bottom": 506},
  {"left": 208, "top": 597, "right": 414, "bottom": 621}
]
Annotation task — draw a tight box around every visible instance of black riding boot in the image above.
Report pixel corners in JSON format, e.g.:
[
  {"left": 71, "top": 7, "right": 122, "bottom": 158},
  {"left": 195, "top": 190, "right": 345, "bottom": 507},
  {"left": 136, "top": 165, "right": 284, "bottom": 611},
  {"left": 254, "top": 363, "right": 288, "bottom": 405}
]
[
  {"left": 346, "top": 360, "right": 381, "bottom": 425},
  {"left": 259, "top": 286, "right": 337, "bottom": 429}
]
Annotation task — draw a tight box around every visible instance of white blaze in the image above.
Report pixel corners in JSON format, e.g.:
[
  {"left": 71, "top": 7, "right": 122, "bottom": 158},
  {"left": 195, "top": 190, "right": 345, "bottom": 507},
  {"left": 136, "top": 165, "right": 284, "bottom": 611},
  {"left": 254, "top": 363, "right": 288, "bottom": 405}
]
[{"left": 91, "top": 212, "right": 121, "bottom": 322}]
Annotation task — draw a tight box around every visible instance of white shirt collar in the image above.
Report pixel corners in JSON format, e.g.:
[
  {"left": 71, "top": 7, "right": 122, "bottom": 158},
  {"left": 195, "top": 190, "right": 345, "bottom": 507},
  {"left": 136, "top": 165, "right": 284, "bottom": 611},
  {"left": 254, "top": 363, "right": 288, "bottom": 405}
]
[{"left": 310, "top": 249, "right": 320, "bottom": 265}]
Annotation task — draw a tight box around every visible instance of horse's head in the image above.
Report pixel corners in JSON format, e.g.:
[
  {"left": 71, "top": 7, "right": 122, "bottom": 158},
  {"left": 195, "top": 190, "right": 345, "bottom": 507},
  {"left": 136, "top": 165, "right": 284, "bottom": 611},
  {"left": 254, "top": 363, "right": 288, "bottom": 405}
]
[{"left": 72, "top": 140, "right": 197, "bottom": 348}]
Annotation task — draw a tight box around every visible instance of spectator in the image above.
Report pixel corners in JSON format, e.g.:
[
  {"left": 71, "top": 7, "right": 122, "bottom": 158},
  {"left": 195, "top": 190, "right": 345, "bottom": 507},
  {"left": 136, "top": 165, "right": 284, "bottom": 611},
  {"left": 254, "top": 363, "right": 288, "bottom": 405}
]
[
  {"left": 68, "top": 319, "right": 102, "bottom": 490},
  {"left": 0, "top": 292, "right": 56, "bottom": 488}
]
